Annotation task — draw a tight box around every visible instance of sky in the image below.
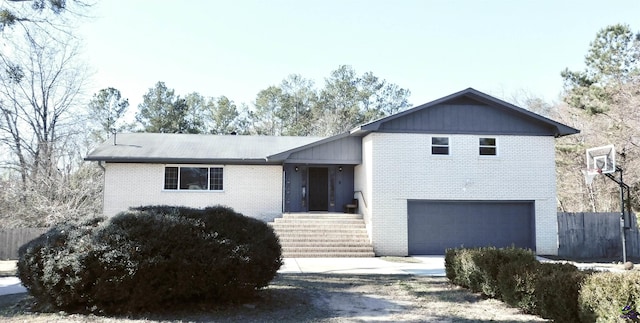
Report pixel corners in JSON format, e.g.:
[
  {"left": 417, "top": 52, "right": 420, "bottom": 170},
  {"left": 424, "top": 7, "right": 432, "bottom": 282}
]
[{"left": 77, "top": 0, "right": 640, "bottom": 111}]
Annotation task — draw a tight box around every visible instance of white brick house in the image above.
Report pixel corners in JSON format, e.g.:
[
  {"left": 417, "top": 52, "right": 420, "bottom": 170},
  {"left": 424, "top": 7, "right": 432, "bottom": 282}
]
[
  {"left": 86, "top": 88, "right": 578, "bottom": 256},
  {"left": 102, "top": 163, "right": 285, "bottom": 222}
]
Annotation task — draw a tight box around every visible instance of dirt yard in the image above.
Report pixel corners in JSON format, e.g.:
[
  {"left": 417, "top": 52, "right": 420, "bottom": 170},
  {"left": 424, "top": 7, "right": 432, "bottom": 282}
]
[{"left": 0, "top": 273, "right": 547, "bottom": 322}]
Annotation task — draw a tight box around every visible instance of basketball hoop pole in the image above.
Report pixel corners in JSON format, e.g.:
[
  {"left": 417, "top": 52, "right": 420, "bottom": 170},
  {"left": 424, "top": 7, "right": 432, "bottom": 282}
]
[
  {"left": 585, "top": 145, "right": 629, "bottom": 262},
  {"left": 604, "top": 166, "right": 630, "bottom": 263}
]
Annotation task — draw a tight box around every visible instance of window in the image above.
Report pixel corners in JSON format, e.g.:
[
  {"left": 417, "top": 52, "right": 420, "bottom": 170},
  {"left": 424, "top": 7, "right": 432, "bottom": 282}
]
[
  {"left": 164, "top": 166, "right": 224, "bottom": 191},
  {"left": 209, "top": 167, "right": 223, "bottom": 190},
  {"left": 431, "top": 137, "right": 449, "bottom": 155},
  {"left": 479, "top": 138, "right": 497, "bottom": 156}
]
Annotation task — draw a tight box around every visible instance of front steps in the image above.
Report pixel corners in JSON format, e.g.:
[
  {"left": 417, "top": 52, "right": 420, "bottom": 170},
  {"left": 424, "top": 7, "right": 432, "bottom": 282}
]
[{"left": 269, "top": 213, "right": 375, "bottom": 258}]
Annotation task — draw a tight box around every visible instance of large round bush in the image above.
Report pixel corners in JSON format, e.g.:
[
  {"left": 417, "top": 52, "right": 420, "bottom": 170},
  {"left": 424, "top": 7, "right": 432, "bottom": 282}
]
[{"left": 17, "top": 205, "right": 283, "bottom": 314}]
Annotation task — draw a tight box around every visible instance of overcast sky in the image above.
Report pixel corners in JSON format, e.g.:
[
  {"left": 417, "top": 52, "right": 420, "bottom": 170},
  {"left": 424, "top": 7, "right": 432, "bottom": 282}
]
[{"left": 78, "top": 0, "right": 640, "bottom": 110}]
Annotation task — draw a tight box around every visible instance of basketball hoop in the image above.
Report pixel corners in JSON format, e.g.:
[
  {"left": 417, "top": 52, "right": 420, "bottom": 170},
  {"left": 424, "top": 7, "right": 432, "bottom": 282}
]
[
  {"left": 584, "top": 144, "right": 630, "bottom": 264},
  {"left": 584, "top": 145, "right": 615, "bottom": 185},
  {"left": 583, "top": 168, "right": 602, "bottom": 185}
]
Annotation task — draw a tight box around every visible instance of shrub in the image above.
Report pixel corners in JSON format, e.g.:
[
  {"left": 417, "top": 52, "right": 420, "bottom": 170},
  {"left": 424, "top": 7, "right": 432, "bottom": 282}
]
[
  {"left": 18, "top": 205, "right": 283, "bottom": 314},
  {"left": 17, "top": 217, "right": 105, "bottom": 312},
  {"left": 579, "top": 272, "right": 640, "bottom": 323},
  {"left": 533, "top": 263, "right": 589, "bottom": 322},
  {"left": 496, "top": 259, "right": 538, "bottom": 313},
  {"left": 498, "top": 261, "right": 588, "bottom": 321},
  {"left": 444, "top": 247, "right": 536, "bottom": 298},
  {"left": 444, "top": 248, "right": 460, "bottom": 282}
]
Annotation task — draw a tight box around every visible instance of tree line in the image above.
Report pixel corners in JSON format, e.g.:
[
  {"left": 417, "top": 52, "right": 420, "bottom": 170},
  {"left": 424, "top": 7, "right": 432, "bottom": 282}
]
[
  {"left": 0, "top": 0, "right": 637, "bottom": 227},
  {"left": 87, "top": 65, "right": 411, "bottom": 141}
]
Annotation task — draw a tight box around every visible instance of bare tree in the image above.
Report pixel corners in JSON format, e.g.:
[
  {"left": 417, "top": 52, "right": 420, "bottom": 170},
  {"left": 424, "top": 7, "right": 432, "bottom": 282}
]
[
  {"left": 0, "top": 29, "right": 97, "bottom": 227},
  {"left": 0, "top": 0, "right": 91, "bottom": 39}
]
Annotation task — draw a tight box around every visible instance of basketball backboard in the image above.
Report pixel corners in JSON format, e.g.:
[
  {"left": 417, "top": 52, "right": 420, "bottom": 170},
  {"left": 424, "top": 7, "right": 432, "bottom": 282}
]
[{"left": 586, "top": 145, "right": 616, "bottom": 175}]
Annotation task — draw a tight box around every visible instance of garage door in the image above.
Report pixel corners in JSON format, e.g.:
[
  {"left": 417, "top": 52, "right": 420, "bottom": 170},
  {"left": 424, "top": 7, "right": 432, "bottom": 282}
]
[{"left": 408, "top": 200, "right": 534, "bottom": 255}]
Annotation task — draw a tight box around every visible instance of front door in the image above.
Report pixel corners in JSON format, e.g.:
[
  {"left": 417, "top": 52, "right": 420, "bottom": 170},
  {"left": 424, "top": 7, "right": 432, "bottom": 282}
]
[{"left": 308, "top": 167, "right": 328, "bottom": 211}]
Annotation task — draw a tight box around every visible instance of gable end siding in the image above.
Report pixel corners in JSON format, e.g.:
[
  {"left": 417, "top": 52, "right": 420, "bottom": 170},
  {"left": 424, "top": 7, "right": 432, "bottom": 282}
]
[
  {"left": 378, "top": 103, "right": 557, "bottom": 136},
  {"left": 285, "top": 136, "right": 362, "bottom": 164}
]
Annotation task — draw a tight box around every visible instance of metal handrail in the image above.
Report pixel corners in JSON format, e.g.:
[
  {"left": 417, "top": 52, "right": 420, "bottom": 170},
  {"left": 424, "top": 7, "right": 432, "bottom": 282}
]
[{"left": 354, "top": 190, "right": 368, "bottom": 209}]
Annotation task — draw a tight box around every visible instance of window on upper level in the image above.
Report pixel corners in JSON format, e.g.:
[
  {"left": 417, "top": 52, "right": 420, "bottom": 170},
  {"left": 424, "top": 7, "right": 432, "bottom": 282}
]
[
  {"left": 479, "top": 137, "right": 497, "bottom": 156},
  {"left": 431, "top": 137, "right": 449, "bottom": 155},
  {"left": 164, "top": 166, "right": 224, "bottom": 191}
]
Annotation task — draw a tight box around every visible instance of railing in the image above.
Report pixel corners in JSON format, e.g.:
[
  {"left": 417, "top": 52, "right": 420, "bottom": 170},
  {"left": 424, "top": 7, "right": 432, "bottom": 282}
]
[{"left": 354, "top": 191, "right": 368, "bottom": 209}]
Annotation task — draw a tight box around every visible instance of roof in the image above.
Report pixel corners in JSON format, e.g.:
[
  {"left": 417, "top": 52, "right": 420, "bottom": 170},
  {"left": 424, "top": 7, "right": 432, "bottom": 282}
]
[
  {"left": 352, "top": 87, "right": 580, "bottom": 137},
  {"left": 85, "top": 133, "right": 324, "bottom": 164},
  {"left": 85, "top": 88, "right": 580, "bottom": 164}
]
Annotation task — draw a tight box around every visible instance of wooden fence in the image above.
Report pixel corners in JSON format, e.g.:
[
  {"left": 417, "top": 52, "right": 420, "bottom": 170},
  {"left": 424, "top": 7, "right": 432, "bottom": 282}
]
[
  {"left": 0, "top": 228, "right": 47, "bottom": 260},
  {"left": 558, "top": 212, "right": 640, "bottom": 259}
]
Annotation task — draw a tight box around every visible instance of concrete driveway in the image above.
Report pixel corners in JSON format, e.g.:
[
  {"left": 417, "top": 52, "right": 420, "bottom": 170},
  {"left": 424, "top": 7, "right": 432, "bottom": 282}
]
[
  {"left": 0, "top": 256, "right": 446, "bottom": 297},
  {"left": 279, "top": 256, "right": 446, "bottom": 276},
  {"left": 0, "top": 277, "right": 24, "bottom": 296}
]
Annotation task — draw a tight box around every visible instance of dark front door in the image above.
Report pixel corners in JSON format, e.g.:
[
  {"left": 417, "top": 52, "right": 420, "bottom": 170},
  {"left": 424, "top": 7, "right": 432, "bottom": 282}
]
[{"left": 308, "top": 167, "right": 328, "bottom": 211}]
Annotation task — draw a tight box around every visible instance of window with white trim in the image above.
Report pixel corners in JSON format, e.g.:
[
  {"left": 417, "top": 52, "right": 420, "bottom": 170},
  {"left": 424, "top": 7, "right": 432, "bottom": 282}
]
[
  {"left": 431, "top": 137, "right": 449, "bottom": 155},
  {"left": 479, "top": 137, "right": 497, "bottom": 156},
  {"left": 164, "top": 166, "right": 223, "bottom": 191}
]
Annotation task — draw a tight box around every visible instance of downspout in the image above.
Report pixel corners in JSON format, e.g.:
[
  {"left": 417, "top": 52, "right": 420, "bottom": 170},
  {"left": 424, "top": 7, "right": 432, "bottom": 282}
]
[{"left": 98, "top": 160, "right": 106, "bottom": 216}]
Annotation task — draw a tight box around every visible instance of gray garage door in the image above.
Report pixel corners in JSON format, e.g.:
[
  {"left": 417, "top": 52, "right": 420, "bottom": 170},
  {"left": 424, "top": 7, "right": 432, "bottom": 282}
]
[{"left": 408, "top": 200, "right": 534, "bottom": 255}]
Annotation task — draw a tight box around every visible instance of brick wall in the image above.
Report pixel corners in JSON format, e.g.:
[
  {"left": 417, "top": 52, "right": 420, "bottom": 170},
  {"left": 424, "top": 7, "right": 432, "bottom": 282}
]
[
  {"left": 355, "top": 135, "right": 374, "bottom": 240},
  {"left": 360, "top": 132, "right": 558, "bottom": 256},
  {"left": 103, "top": 163, "right": 283, "bottom": 222}
]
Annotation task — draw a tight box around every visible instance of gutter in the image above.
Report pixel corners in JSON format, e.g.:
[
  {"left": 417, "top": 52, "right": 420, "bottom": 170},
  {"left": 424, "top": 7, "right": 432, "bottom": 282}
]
[{"left": 84, "top": 157, "right": 284, "bottom": 165}]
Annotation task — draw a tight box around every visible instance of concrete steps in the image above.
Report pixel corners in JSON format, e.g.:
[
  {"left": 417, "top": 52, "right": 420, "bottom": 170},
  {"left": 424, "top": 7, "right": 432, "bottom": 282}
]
[{"left": 269, "top": 213, "right": 375, "bottom": 258}]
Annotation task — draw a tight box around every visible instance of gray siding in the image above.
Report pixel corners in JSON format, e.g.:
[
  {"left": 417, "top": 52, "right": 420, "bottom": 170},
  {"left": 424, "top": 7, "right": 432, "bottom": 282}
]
[
  {"left": 379, "top": 102, "right": 557, "bottom": 136},
  {"left": 285, "top": 136, "right": 361, "bottom": 164}
]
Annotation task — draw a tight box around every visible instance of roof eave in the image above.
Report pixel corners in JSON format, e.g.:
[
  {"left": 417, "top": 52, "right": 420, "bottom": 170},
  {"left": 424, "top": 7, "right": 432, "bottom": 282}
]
[
  {"left": 555, "top": 126, "right": 581, "bottom": 137},
  {"left": 84, "top": 157, "right": 281, "bottom": 165}
]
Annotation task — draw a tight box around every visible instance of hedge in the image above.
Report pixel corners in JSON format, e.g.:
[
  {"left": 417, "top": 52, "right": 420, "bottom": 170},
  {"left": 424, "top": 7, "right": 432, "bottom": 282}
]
[
  {"left": 444, "top": 247, "right": 536, "bottom": 298},
  {"left": 445, "top": 247, "right": 591, "bottom": 322},
  {"left": 18, "top": 205, "right": 283, "bottom": 314},
  {"left": 579, "top": 271, "right": 640, "bottom": 322}
]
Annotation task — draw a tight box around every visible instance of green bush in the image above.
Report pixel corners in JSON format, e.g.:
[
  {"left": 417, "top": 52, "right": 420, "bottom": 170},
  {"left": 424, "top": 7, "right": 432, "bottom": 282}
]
[
  {"left": 18, "top": 205, "right": 283, "bottom": 314},
  {"left": 444, "top": 248, "right": 460, "bottom": 283},
  {"left": 444, "top": 247, "right": 536, "bottom": 298},
  {"left": 496, "top": 259, "right": 538, "bottom": 313},
  {"left": 446, "top": 247, "right": 593, "bottom": 321},
  {"left": 498, "top": 261, "right": 588, "bottom": 321},
  {"left": 16, "top": 217, "right": 105, "bottom": 312},
  {"left": 579, "top": 272, "right": 640, "bottom": 323},
  {"left": 533, "top": 263, "right": 589, "bottom": 322}
]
